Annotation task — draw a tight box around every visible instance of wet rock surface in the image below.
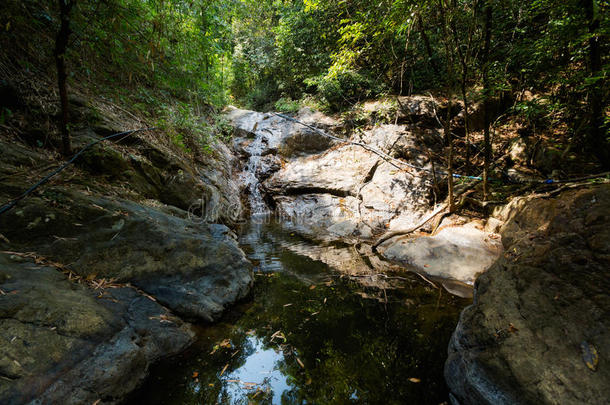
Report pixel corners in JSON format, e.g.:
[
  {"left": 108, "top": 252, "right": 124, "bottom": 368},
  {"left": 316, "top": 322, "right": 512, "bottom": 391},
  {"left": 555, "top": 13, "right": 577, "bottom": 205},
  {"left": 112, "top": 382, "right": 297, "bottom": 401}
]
[{"left": 445, "top": 184, "right": 610, "bottom": 405}]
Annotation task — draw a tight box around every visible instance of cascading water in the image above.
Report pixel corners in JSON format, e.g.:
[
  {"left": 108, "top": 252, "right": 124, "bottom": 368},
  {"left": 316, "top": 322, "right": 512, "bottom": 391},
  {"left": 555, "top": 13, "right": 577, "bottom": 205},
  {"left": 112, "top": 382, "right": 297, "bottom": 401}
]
[{"left": 242, "top": 127, "right": 269, "bottom": 216}]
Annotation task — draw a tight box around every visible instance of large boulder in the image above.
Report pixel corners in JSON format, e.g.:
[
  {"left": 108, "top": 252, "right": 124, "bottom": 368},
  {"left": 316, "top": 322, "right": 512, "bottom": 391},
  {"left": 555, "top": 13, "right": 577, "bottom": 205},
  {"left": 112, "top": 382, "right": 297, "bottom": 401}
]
[
  {"left": 266, "top": 145, "right": 379, "bottom": 197},
  {"left": 226, "top": 106, "right": 341, "bottom": 159},
  {"left": 265, "top": 124, "right": 437, "bottom": 240},
  {"left": 445, "top": 184, "right": 610, "bottom": 405},
  {"left": 0, "top": 188, "right": 253, "bottom": 322},
  {"left": 0, "top": 253, "right": 194, "bottom": 405}
]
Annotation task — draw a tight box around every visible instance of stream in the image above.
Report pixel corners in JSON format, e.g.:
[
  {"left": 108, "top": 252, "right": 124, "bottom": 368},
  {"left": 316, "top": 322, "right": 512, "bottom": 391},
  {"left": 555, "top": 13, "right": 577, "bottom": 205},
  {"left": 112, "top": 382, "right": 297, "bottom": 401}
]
[{"left": 127, "top": 219, "right": 470, "bottom": 404}]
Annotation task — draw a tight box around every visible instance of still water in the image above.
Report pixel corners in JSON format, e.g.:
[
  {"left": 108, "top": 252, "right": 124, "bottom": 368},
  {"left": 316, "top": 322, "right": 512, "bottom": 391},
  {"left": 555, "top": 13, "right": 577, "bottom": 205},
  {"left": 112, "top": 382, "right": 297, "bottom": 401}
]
[{"left": 128, "top": 220, "right": 470, "bottom": 404}]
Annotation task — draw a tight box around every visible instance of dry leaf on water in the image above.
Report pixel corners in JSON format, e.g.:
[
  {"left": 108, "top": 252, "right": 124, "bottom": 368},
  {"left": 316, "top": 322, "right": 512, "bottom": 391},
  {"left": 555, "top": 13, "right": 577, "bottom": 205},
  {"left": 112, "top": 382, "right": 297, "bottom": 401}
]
[{"left": 219, "top": 363, "right": 229, "bottom": 377}]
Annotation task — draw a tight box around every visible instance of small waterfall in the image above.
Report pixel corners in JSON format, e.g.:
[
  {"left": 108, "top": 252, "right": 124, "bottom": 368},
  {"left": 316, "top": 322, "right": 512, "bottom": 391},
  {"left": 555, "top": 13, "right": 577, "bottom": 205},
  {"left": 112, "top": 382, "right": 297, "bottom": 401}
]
[{"left": 242, "top": 126, "right": 270, "bottom": 216}]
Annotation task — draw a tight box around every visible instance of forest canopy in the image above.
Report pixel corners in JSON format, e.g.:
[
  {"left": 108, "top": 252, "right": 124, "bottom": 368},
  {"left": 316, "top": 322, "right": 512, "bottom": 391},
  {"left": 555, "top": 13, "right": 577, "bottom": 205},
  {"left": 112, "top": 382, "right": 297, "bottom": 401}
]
[{"left": 1, "top": 0, "right": 608, "bottom": 164}]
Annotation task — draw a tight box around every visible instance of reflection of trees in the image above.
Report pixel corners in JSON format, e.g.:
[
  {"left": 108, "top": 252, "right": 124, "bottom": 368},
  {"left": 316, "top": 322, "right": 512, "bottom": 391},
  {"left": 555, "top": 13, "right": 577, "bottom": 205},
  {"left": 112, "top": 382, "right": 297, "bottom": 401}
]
[
  {"left": 139, "top": 248, "right": 468, "bottom": 404},
  {"left": 234, "top": 273, "right": 467, "bottom": 404}
]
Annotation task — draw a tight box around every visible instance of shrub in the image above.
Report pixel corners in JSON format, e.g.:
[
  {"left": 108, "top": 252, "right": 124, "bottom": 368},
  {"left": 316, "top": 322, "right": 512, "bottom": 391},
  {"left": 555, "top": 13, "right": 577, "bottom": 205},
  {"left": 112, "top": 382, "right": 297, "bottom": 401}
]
[
  {"left": 306, "top": 70, "right": 385, "bottom": 112},
  {"left": 274, "top": 97, "right": 301, "bottom": 113}
]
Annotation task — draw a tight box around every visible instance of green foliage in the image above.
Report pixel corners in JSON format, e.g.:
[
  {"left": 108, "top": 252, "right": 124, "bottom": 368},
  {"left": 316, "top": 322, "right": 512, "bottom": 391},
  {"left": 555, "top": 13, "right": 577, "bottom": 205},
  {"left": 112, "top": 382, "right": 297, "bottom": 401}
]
[
  {"left": 306, "top": 70, "right": 385, "bottom": 112},
  {"left": 513, "top": 99, "right": 550, "bottom": 128},
  {"left": 1, "top": 0, "right": 607, "bottom": 158},
  {"left": 274, "top": 97, "right": 301, "bottom": 113}
]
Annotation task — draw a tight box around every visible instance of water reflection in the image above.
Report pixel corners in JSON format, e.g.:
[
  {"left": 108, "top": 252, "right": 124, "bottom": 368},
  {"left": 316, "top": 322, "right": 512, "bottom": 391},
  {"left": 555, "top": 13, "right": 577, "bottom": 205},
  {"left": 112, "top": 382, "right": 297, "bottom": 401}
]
[
  {"left": 126, "top": 220, "right": 470, "bottom": 404},
  {"left": 217, "top": 335, "right": 289, "bottom": 404}
]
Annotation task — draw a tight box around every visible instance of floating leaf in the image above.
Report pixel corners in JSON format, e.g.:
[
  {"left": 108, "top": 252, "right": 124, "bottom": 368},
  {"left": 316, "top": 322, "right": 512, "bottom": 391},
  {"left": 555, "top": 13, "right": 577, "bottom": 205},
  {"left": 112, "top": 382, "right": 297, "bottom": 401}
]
[
  {"left": 219, "top": 363, "right": 229, "bottom": 377},
  {"left": 408, "top": 378, "right": 421, "bottom": 383},
  {"left": 192, "top": 371, "right": 199, "bottom": 378}
]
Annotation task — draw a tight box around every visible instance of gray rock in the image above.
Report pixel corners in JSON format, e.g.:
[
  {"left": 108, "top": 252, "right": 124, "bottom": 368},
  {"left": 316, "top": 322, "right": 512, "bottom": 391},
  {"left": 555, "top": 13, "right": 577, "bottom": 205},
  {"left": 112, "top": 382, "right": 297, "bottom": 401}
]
[
  {"left": 359, "top": 161, "right": 433, "bottom": 232},
  {"left": 0, "top": 254, "right": 194, "bottom": 405},
  {"left": 266, "top": 145, "right": 379, "bottom": 197},
  {"left": 445, "top": 184, "right": 610, "bottom": 405},
  {"left": 278, "top": 126, "right": 335, "bottom": 157},
  {"left": 226, "top": 106, "right": 341, "bottom": 159},
  {"left": 379, "top": 222, "right": 502, "bottom": 283},
  {"left": 273, "top": 193, "right": 363, "bottom": 241},
  {"left": 0, "top": 188, "right": 253, "bottom": 321},
  {"left": 0, "top": 101, "right": 251, "bottom": 405}
]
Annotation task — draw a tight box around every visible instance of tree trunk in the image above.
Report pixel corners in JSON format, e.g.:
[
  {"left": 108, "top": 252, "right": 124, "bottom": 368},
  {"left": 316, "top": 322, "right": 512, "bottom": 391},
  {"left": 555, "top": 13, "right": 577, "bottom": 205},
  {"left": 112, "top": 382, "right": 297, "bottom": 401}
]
[
  {"left": 438, "top": 0, "right": 455, "bottom": 212},
  {"left": 445, "top": 99, "right": 455, "bottom": 212},
  {"left": 461, "top": 75, "right": 471, "bottom": 172},
  {"left": 417, "top": 14, "right": 441, "bottom": 77},
  {"left": 583, "top": 0, "right": 607, "bottom": 168},
  {"left": 482, "top": 1, "right": 492, "bottom": 200},
  {"left": 54, "top": 0, "right": 75, "bottom": 156}
]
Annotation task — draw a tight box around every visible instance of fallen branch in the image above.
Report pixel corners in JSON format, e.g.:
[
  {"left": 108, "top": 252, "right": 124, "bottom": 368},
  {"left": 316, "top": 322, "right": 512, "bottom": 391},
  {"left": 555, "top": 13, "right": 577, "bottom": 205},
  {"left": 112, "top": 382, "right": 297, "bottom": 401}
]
[{"left": 372, "top": 202, "right": 448, "bottom": 250}]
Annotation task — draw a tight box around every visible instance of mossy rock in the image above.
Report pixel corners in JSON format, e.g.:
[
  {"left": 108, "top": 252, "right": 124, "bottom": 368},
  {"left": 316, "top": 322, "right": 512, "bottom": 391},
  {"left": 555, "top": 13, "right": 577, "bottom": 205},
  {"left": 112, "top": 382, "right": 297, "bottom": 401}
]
[{"left": 76, "top": 144, "right": 131, "bottom": 177}]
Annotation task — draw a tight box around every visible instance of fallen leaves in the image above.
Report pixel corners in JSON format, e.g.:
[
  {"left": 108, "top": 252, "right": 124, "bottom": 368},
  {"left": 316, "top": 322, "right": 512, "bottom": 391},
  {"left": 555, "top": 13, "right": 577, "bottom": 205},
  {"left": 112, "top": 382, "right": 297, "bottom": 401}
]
[
  {"left": 148, "top": 314, "right": 174, "bottom": 324},
  {"left": 219, "top": 363, "right": 229, "bottom": 377},
  {"left": 270, "top": 330, "right": 286, "bottom": 343},
  {"left": 295, "top": 357, "right": 305, "bottom": 369},
  {"left": 210, "top": 339, "right": 232, "bottom": 355},
  {"left": 1, "top": 251, "right": 125, "bottom": 293}
]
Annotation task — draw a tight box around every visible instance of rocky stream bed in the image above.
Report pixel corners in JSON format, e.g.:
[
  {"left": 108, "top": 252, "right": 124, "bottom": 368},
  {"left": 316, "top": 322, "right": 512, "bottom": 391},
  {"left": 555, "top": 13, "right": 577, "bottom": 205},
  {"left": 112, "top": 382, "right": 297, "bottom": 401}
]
[{"left": 0, "top": 97, "right": 608, "bottom": 404}]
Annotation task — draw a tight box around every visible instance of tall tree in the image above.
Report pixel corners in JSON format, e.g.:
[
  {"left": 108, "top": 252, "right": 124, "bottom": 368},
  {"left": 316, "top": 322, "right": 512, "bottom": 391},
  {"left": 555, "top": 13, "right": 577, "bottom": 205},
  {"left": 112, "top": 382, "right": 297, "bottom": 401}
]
[
  {"left": 54, "top": 0, "right": 76, "bottom": 155},
  {"left": 582, "top": 0, "right": 608, "bottom": 168},
  {"left": 482, "top": 0, "right": 492, "bottom": 200}
]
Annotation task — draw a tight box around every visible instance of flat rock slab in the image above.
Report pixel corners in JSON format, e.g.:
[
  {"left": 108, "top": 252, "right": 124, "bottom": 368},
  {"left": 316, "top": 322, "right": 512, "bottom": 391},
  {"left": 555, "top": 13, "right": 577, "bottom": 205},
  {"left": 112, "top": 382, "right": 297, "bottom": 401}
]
[
  {"left": 445, "top": 184, "right": 610, "bottom": 405},
  {"left": 267, "top": 145, "right": 379, "bottom": 196},
  {"left": 0, "top": 254, "right": 194, "bottom": 405},
  {"left": 379, "top": 223, "right": 502, "bottom": 283}
]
